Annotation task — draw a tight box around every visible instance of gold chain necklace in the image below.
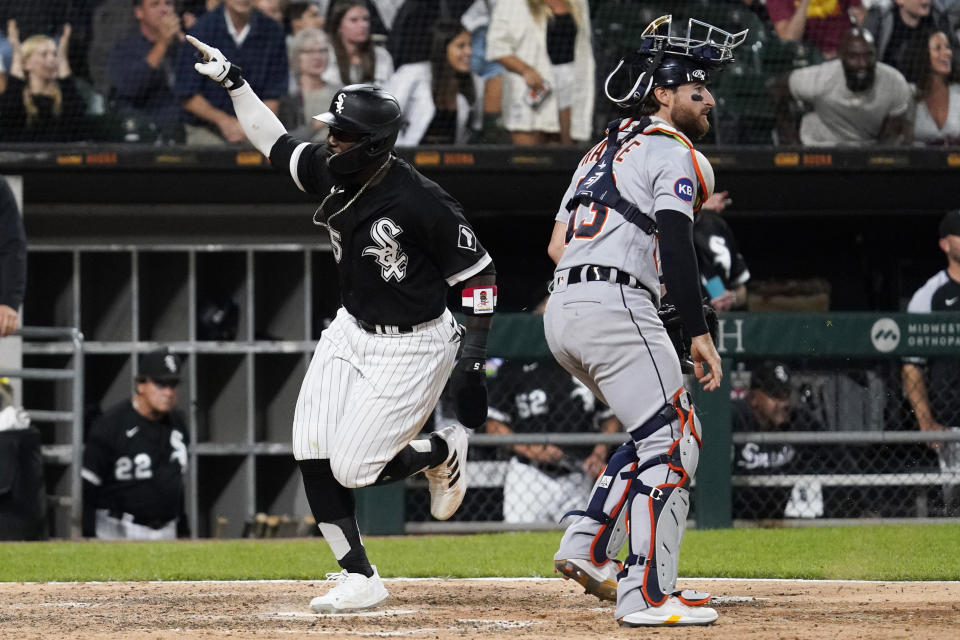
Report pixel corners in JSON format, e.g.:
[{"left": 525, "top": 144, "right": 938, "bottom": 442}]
[{"left": 312, "top": 155, "right": 395, "bottom": 230}]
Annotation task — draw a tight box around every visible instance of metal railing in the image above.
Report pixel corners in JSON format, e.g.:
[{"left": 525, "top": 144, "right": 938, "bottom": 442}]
[
  {"left": 403, "top": 427, "right": 960, "bottom": 533},
  {"left": 0, "top": 326, "right": 84, "bottom": 538}
]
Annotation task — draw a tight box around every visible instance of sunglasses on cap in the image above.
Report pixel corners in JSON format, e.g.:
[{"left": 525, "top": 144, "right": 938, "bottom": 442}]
[{"left": 328, "top": 127, "right": 360, "bottom": 143}]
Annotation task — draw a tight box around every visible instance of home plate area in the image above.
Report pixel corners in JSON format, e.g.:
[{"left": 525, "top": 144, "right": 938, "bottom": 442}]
[{"left": 2, "top": 578, "right": 958, "bottom": 639}]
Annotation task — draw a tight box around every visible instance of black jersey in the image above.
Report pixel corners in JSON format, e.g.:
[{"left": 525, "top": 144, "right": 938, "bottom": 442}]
[
  {"left": 81, "top": 401, "right": 189, "bottom": 526},
  {"left": 269, "top": 135, "right": 492, "bottom": 326},
  {"left": 731, "top": 399, "right": 859, "bottom": 519},
  {"left": 905, "top": 270, "right": 960, "bottom": 425},
  {"left": 486, "top": 358, "right": 611, "bottom": 464},
  {"left": 693, "top": 209, "right": 750, "bottom": 297}
]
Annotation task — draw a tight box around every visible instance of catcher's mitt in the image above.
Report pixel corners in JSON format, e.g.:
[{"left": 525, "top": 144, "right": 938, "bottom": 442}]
[{"left": 659, "top": 303, "right": 719, "bottom": 374}]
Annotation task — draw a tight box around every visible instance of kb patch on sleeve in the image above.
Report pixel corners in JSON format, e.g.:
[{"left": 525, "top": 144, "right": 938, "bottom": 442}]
[{"left": 673, "top": 177, "right": 695, "bottom": 202}]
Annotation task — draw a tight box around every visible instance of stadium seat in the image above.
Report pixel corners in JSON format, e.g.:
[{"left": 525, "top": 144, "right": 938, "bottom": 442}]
[
  {"left": 675, "top": 4, "right": 769, "bottom": 73},
  {"left": 592, "top": 3, "right": 668, "bottom": 51},
  {"left": 760, "top": 38, "right": 825, "bottom": 75},
  {"left": 713, "top": 65, "right": 777, "bottom": 144}
]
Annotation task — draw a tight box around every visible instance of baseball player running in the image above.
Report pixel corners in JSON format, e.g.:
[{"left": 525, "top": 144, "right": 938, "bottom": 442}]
[
  {"left": 544, "top": 15, "right": 744, "bottom": 627},
  {"left": 186, "top": 37, "right": 496, "bottom": 612}
]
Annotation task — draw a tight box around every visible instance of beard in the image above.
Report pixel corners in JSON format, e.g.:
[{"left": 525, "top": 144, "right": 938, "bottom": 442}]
[
  {"left": 844, "top": 66, "right": 875, "bottom": 93},
  {"left": 671, "top": 103, "right": 711, "bottom": 140},
  {"left": 947, "top": 242, "right": 960, "bottom": 266}
]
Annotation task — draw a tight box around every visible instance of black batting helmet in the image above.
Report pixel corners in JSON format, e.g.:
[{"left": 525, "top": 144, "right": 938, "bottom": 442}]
[
  {"left": 314, "top": 84, "right": 402, "bottom": 174},
  {"left": 605, "top": 15, "right": 748, "bottom": 109}
]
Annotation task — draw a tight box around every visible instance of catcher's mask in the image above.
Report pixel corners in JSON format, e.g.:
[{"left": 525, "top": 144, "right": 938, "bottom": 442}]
[
  {"left": 314, "top": 84, "right": 402, "bottom": 175},
  {"left": 604, "top": 14, "right": 748, "bottom": 109}
]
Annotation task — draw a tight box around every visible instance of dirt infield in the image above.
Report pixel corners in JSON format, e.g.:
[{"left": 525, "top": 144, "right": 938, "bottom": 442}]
[{"left": 1, "top": 578, "right": 958, "bottom": 639}]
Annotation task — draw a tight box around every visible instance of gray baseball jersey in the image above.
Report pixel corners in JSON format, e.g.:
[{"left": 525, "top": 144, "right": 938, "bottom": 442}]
[
  {"left": 554, "top": 117, "right": 703, "bottom": 304},
  {"left": 549, "top": 117, "right": 710, "bottom": 618},
  {"left": 546, "top": 117, "right": 705, "bottom": 431}
]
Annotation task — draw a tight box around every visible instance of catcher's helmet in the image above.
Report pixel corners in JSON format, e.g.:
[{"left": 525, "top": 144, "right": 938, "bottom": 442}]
[
  {"left": 314, "top": 84, "right": 402, "bottom": 174},
  {"left": 605, "top": 15, "right": 748, "bottom": 108}
]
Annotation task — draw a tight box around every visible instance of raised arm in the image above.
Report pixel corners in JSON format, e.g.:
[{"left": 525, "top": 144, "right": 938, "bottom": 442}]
[
  {"left": 774, "top": 0, "right": 811, "bottom": 42},
  {"left": 7, "top": 20, "right": 22, "bottom": 80},
  {"left": 186, "top": 35, "right": 287, "bottom": 154},
  {"left": 56, "top": 23, "right": 72, "bottom": 79}
]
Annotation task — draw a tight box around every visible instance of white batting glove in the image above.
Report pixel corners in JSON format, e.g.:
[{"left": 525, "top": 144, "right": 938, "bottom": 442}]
[{"left": 186, "top": 34, "right": 244, "bottom": 89}]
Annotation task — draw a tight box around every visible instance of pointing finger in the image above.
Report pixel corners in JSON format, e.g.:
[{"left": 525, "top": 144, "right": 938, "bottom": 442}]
[{"left": 185, "top": 34, "right": 210, "bottom": 57}]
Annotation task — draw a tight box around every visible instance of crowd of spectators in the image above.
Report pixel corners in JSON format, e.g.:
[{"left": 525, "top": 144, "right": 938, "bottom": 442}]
[{"left": 2, "top": 0, "right": 960, "bottom": 146}]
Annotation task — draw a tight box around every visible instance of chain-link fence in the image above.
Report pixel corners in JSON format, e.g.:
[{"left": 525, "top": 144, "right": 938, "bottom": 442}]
[
  {"left": 401, "top": 314, "right": 960, "bottom": 531},
  {"left": 0, "top": 1, "right": 946, "bottom": 146},
  {"left": 407, "top": 355, "right": 624, "bottom": 529},
  {"left": 729, "top": 358, "right": 960, "bottom": 522}
]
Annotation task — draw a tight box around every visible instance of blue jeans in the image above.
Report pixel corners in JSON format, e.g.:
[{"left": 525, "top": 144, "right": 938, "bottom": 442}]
[{"left": 471, "top": 27, "right": 504, "bottom": 80}]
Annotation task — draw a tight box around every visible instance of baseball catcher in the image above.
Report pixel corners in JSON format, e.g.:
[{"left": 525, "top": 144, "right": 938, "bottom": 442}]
[{"left": 544, "top": 14, "right": 746, "bottom": 627}]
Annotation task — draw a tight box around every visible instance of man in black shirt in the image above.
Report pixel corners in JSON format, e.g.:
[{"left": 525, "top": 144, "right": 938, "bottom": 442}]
[
  {"left": 485, "top": 356, "right": 620, "bottom": 524},
  {"left": 863, "top": 0, "right": 956, "bottom": 70},
  {"left": 693, "top": 191, "right": 750, "bottom": 312},
  {"left": 82, "top": 348, "right": 189, "bottom": 540},
  {"left": 185, "top": 35, "right": 496, "bottom": 612},
  {"left": 0, "top": 176, "right": 25, "bottom": 337},
  {"left": 732, "top": 361, "right": 813, "bottom": 519},
  {"left": 732, "top": 361, "right": 859, "bottom": 520}
]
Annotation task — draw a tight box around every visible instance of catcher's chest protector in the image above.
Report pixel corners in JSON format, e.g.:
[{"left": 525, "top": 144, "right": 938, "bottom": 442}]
[{"left": 565, "top": 119, "right": 657, "bottom": 238}]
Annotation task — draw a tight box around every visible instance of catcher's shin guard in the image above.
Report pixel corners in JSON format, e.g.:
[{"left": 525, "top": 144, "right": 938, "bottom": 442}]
[
  {"left": 616, "top": 390, "right": 707, "bottom": 616},
  {"left": 560, "top": 441, "right": 638, "bottom": 565}
]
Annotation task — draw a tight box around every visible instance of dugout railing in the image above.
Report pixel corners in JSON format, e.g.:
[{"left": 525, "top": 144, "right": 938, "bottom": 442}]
[
  {"left": 5, "top": 316, "right": 957, "bottom": 538},
  {"left": 0, "top": 326, "right": 85, "bottom": 538}
]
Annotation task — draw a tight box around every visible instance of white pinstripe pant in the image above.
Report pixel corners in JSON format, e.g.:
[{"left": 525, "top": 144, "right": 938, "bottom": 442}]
[{"left": 292, "top": 307, "right": 461, "bottom": 488}]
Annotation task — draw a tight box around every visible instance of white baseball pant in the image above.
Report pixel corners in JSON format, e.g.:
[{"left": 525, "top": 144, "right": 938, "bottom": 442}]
[{"left": 292, "top": 307, "right": 461, "bottom": 487}]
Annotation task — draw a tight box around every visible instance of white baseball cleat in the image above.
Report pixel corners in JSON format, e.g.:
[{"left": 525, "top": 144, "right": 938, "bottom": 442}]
[
  {"left": 309, "top": 566, "right": 389, "bottom": 613},
  {"left": 618, "top": 596, "right": 718, "bottom": 627},
  {"left": 554, "top": 557, "right": 620, "bottom": 601},
  {"left": 425, "top": 424, "right": 468, "bottom": 520}
]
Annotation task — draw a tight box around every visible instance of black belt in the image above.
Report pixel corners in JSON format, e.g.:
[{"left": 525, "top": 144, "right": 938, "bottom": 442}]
[
  {"left": 356, "top": 318, "right": 414, "bottom": 335},
  {"left": 107, "top": 509, "right": 173, "bottom": 530},
  {"left": 567, "top": 265, "right": 642, "bottom": 289}
]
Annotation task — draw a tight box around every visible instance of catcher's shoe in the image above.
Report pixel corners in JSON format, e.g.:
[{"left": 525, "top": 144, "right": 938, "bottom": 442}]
[
  {"left": 554, "top": 558, "right": 619, "bottom": 601},
  {"left": 618, "top": 597, "right": 718, "bottom": 627},
  {"left": 425, "top": 424, "right": 468, "bottom": 520},
  {"left": 310, "top": 566, "right": 389, "bottom": 613}
]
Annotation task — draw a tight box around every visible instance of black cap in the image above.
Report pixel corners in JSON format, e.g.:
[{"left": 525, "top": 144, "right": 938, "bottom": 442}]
[
  {"left": 313, "top": 84, "right": 402, "bottom": 174},
  {"left": 313, "top": 84, "right": 401, "bottom": 138},
  {"left": 138, "top": 348, "right": 182, "bottom": 383},
  {"left": 750, "top": 361, "right": 791, "bottom": 400},
  {"left": 939, "top": 209, "right": 960, "bottom": 238}
]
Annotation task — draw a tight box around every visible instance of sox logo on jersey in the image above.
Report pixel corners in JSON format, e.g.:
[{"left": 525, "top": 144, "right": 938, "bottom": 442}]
[{"left": 363, "top": 217, "right": 407, "bottom": 281}]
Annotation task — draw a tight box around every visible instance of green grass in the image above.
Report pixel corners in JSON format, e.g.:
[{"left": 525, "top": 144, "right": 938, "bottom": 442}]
[{"left": 1, "top": 525, "right": 958, "bottom": 583}]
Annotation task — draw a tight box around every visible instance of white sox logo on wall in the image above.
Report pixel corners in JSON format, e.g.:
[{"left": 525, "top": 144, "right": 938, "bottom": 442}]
[
  {"left": 335, "top": 93, "right": 346, "bottom": 114},
  {"left": 363, "top": 218, "right": 408, "bottom": 281}
]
